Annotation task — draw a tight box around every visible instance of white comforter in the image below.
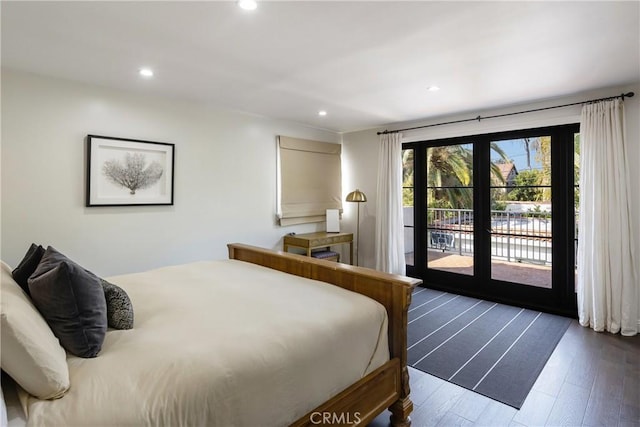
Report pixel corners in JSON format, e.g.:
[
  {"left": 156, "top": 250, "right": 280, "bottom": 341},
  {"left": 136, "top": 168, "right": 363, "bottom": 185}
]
[{"left": 20, "top": 260, "right": 389, "bottom": 426}]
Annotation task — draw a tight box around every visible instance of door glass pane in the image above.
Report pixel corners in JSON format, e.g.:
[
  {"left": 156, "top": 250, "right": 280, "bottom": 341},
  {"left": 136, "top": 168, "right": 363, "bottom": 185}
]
[
  {"left": 402, "top": 149, "right": 414, "bottom": 267},
  {"left": 427, "top": 144, "right": 473, "bottom": 275},
  {"left": 490, "top": 137, "right": 552, "bottom": 287}
]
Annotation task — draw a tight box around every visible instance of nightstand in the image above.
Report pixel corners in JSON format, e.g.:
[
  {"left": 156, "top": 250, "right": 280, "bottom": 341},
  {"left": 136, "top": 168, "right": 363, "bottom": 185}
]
[{"left": 283, "top": 232, "right": 354, "bottom": 265}]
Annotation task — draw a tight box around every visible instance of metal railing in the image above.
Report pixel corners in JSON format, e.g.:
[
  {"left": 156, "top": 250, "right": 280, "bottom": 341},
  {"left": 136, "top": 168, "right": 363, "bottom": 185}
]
[{"left": 426, "top": 208, "right": 555, "bottom": 266}]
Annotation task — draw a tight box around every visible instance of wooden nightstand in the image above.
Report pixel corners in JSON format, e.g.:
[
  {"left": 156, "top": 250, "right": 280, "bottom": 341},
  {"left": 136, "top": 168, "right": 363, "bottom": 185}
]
[{"left": 283, "top": 232, "right": 354, "bottom": 265}]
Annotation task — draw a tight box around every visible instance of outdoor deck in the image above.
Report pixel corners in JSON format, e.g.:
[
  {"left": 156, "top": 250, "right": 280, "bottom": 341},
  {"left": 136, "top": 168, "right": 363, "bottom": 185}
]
[{"left": 406, "top": 250, "right": 553, "bottom": 288}]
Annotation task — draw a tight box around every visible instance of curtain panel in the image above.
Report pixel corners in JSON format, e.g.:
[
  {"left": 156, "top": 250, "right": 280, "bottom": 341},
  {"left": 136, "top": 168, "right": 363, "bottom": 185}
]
[
  {"left": 577, "top": 99, "right": 638, "bottom": 336},
  {"left": 277, "top": 136, "right": 342, "bottom": 226},
  {"left": 375, "top": 133, "right": 406, "bottom": 275}
]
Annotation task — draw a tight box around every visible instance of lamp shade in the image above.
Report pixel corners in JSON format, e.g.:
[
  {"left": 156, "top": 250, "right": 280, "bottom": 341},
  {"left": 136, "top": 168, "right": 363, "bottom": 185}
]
[{"left": 346, "top": 189, "right": 367, "bottom": 203}]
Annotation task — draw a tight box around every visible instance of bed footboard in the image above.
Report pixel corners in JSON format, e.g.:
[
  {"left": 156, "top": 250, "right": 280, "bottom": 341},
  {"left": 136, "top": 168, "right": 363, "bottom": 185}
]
[{"left": 227, "top": 244, "right": 421, "bottom": 426}]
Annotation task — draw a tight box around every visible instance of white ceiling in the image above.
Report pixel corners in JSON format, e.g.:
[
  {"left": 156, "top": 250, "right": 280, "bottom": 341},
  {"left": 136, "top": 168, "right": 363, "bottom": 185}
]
[{"left": 2, "top": 1, "right": 639, "bottom": 133}]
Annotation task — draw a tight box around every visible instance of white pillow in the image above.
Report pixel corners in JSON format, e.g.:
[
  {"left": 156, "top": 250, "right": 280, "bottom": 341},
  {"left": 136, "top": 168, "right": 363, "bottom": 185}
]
[
  {"left": 0, "top": 384, "right": 7, "bottom": 427},
  {"left": 0, "top": 261, "right": 70, "bottom": 399}
]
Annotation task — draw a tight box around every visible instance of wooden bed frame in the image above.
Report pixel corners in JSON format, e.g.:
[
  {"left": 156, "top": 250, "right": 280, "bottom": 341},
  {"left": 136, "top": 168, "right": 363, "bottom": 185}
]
[{"left": 228, "top": 243, "right": 422, "bottom": 427}]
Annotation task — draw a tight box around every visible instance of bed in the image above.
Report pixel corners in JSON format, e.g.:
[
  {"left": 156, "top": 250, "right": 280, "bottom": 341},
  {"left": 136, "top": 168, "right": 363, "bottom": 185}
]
[{"left": 1, "top": 243, "right": 420, "bottom": 426}]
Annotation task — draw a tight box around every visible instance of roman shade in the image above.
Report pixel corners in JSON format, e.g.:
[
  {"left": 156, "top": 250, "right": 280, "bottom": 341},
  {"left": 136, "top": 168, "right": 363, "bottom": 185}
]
[{"left": 277, "top": 136, "right": 342, "bottom": 226}]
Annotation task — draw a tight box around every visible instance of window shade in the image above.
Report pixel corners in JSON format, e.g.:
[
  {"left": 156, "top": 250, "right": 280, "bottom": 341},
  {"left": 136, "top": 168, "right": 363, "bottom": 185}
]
[{"left": 277, "top": 136, "right": 342, "bottom": 226}]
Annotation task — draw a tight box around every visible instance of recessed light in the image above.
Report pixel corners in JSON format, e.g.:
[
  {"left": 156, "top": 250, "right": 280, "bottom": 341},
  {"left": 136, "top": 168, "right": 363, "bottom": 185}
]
[
  {"left": 139, "top": 68, "right": 154, "bottom": 78},
  {"left": 427, "top": 86, "right": 440, "bottom": 92},
  {"left": 318, "top": 110, "right": 328, "bottom": 116},
  {"left": 237, "top": 0, "right": 257, "bottom": 10}
]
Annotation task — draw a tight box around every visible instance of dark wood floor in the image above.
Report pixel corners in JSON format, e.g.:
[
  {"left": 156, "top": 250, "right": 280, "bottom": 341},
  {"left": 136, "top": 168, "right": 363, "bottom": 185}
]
[{"left": 371, "top": 321, "right": 640, "bottom": 427}]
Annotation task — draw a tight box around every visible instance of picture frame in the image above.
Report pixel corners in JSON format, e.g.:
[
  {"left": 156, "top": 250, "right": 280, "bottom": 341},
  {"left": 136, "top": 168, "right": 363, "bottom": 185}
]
[{"left": 86, "top": 135, "right": 174, "bottom": 207}]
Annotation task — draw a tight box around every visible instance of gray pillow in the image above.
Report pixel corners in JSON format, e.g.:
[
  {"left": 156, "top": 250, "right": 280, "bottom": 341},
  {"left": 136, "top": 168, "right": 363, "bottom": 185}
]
[
  {"left": 101, "top": 279, "right": 134, "bottom": 330},
  {"left": 28, "top": 247, "right": 107, "bottom": 358},
  {"left": 11, "top": 243, "right": 45, "bottom": 296}
]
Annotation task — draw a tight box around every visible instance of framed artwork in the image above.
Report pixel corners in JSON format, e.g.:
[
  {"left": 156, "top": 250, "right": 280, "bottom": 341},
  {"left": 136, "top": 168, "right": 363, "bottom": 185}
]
[{"left": 86, "top": 135, "right": 174, "bottom": 206}]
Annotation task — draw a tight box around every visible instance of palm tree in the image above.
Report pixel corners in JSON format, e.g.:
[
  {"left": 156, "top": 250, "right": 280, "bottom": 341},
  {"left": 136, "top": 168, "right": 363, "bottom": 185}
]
[
  {"left": 427, "top": 145, "right": 473, "bottom": 209},
  {"left": 427, "top": 143, "right": 508, "bottom": 210},
  {"left": 522, "top": 137, "right": 532, "bottom": 169},
  {"left": 402, "top": 149, "right": 414, "bottom": 206}
]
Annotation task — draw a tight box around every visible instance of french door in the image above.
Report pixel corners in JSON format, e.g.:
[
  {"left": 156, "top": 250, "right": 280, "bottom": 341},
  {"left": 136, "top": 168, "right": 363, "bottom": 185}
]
[{"left": 403, "top": 124, "right": 579, "bottom": 316}]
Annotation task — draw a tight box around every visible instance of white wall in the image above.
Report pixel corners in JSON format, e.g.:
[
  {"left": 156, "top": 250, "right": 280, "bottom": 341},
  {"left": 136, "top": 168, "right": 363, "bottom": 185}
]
[
  {"left": 342, "top": 84, "right": 640, "bottom": 323},
  {"left": 0, "top": 70, "right": 340, "bottom": 276}
]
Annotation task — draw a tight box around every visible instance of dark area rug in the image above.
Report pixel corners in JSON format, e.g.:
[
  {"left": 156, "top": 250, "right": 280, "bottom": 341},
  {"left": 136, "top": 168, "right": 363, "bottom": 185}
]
[{"left": 408, "top": 287, "right": 571, "bottom": 408}]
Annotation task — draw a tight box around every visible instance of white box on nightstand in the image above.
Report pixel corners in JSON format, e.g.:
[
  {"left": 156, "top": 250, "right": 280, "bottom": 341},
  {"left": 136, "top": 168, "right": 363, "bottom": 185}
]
[{"left": 326, "top": 209, "right": 340, "bottom": 233}]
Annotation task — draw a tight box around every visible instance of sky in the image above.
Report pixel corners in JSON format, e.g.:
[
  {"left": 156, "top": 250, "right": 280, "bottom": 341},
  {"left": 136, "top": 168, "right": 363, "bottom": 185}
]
[{"left": 492, "top": 138, "right": 544, "bottom": 172}]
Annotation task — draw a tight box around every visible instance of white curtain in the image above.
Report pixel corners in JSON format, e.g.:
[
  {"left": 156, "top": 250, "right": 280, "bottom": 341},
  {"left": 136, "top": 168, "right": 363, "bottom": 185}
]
[
  {"left": 375, "top": 133, "right": 406, "bottom": 275},
  {"left": 577, "top": 99, "right": 638, "bottom": 336}
]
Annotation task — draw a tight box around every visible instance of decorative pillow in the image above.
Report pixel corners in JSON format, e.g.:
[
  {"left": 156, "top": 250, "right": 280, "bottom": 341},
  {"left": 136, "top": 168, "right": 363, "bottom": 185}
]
[
  {"left": 0, "top": 261, "right": 70, "bottom": 399},
  {"left": 11, "top": 243, "right": 45, "bottom": 296},
  {"left": 101, "top": 279, "right": 134, "bottom": 330},
  {"left": 28, "top": 247, "right": 107, "bottom": 358}
]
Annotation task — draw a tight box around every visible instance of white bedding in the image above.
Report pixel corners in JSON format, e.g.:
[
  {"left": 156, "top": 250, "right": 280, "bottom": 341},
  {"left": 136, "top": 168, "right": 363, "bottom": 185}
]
[{"left": 19, "top": 259, "right": 389, "bottom": 426}]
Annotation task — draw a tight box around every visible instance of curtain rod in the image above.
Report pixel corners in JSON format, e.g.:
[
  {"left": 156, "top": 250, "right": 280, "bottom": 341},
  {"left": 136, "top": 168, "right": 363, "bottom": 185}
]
[{"left": 377, "top": 92, "right": 635, "bottom": 135}]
